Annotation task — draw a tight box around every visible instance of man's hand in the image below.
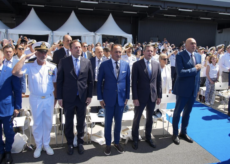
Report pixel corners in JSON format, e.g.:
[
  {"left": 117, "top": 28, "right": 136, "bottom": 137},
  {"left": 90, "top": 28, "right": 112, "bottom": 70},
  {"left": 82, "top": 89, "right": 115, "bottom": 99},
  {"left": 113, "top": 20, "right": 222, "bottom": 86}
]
[
  {"left": 85, "top": 97, "right": 91, "bottom": 106},
  {"left": 100, "top": 100, "right": 106, "bottom": 109},
  {"left": 156, "top": 98, "right": 161, "bottom": 105},
  {"left": 58, "top": 99, "right": 63, "bottom": 108},
  {"left": 124, "top": 99, "right": 128, "bottom": 105},
  {"left": 25, "top": 51, "right": 36, "bottom": 59},
  {"left": 195, "top": 64, "right": 202, "bottom": 70},
  {"left": 14, "top": 109, "right": 19, "bottom": 117},
  {"left": 133, "top": 99, "right": 140, "bottom": 106}
]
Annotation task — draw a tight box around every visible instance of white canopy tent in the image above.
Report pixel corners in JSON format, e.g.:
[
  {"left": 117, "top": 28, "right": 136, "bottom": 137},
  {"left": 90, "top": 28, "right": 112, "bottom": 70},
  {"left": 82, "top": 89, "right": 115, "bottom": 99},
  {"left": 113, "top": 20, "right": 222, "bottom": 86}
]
[
  {"left": 0, "top": 21, "right": 10, "bottom": 40},
  {"left": 53, "top": 11, "right": 94, "bottom": 44},
  {"left": 95, "top": 14, "right": 132, "bottom": 44},
  {"left": 8, "top": 8, "right": 52, "bottom": 44}
]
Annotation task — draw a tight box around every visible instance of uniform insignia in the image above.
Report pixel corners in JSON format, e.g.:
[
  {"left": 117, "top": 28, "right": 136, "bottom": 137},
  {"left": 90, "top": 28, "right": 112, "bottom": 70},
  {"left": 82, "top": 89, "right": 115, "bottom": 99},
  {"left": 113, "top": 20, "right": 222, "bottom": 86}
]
[
  {"left": 41, "top": 42, "right": 46, "bottom": 49},
  {"left": 48, "top": 68, "right": 55, "bottom": 76},
  {"left": 25, "top": 61, "right": 34, "bottom": 63}
]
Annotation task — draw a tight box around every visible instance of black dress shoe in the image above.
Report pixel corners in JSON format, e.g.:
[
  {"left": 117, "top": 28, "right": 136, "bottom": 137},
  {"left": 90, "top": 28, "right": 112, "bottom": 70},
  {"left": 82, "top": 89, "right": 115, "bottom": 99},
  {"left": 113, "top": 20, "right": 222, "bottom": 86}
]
[
  {"left": 172, "top": 135, "right": 180, "bottom": 145},
  {"left": 66, "top": 145, "right": 74, "bottom": 155},
  {"left": 77, "top": 144, "right": 84, "bottom": 155},
  {"left": 132, "top": 141, "right": 138, "bottom": 150},
  {"left": 179, "top": 134, "right": 193, "bottom": 143},
  {"left": 0, "top": 153, "right": 5, "bottom": 163},
  {"left": 145, "top": 139, "right": 156, "bottom": 148},
  {"left": 5, "top": 152, "right": 13, "bottom": 164}
]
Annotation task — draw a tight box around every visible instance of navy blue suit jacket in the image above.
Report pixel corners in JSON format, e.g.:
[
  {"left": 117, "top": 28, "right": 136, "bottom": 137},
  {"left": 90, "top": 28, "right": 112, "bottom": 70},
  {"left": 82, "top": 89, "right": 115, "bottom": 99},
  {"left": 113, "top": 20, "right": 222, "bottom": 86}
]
[
  {"left": 0, "top": 65, "right": 21, "bottom": 117},
  {"left": 173, "top": 50, "right": 201, "bottom": 98},
  {"left": 97, "top": 59, "right": 130, "bottom": 107},
  {"left": 90, "top": 57, "right": 96, "bottom": 80}
]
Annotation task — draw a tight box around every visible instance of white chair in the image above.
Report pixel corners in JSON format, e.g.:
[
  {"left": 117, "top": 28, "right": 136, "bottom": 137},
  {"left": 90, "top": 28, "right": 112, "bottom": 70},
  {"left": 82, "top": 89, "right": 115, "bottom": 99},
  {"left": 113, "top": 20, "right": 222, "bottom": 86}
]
[
  {"left": 158, "top": 94, "right": 177, "bottom": 135},
  {"left": 29, "top": 115, "right": 58, "bottom": 145},
  {"left": 13, "top": 116, "right": 26, "bottom": 134}
]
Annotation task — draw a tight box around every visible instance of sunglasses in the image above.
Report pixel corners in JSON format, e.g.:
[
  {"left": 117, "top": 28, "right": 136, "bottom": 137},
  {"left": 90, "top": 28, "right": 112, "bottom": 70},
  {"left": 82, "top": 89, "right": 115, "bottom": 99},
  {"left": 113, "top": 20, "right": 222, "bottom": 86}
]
[
  {"left": 18, "top": 48, "right": 24, "bottom": 50},
  {"left": 83, "top": 46, "right": 87, "bottom": 47},
  {"left": 161, "top": 58, "right": 168, "bottom": 61}
]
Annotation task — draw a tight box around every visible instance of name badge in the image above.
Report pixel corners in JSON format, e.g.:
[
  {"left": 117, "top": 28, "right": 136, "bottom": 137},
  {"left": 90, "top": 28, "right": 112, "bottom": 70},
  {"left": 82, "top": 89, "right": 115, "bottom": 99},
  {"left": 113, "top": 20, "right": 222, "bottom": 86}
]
[{"left": 48, "top": 69, "right": 55, "bottom": 76}]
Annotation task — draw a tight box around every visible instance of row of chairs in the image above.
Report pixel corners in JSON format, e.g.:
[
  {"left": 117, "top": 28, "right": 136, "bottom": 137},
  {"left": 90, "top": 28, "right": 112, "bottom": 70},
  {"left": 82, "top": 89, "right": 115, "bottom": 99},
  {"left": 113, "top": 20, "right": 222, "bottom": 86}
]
[{"left": 12, "top": 94, "right": 177, "bottom": 146}]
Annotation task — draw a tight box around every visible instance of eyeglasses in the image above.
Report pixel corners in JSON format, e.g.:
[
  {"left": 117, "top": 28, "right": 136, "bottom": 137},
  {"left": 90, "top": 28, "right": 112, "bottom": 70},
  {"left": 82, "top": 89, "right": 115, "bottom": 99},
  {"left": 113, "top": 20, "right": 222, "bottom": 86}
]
[
  {"left": 18, "top": 48, "right": 24, "bottom": 50},
  {"left": 161, "top": 58, "right": 168, "bottom": 61},
  {"left": 83, "top": 46, "right": 87, "bottom": 47}
]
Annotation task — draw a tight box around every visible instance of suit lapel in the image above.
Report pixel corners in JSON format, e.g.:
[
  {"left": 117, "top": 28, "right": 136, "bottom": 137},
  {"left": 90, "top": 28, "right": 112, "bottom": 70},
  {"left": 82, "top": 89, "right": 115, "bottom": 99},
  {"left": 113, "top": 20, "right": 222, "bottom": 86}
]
[
  {"left": 0, "top": 65, "right": 7, "bottom": 86},
  {"left": 194, "top": 53, "right": 199, "bottom": 64},
  {"left": 150, "top": 60, "right": 155, "bottom": 81},
  {"left": 79, "top": 57, "right": 87, "bottom": 78},
  {"left": 184, "top": 50, "right": 194, "bottom": 66},
  {"left": 109, "top": 59, "right": 116, "bottom": 79},
  {"left": 140, "top": 59, "right": 149, "bottom": 79},
  {"left": 69, "top": 57, "right": 78, "bottom": 79}
]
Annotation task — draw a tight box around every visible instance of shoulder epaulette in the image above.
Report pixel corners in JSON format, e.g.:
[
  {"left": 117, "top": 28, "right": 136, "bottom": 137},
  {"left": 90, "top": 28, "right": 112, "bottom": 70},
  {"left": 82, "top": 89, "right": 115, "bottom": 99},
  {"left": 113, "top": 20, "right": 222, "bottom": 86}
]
[
  {"left": 48, "top": 61, "right": 57, "bottom": 66},
  {"left": 25, "top": 61, "right": 34, "bottom": 63}
]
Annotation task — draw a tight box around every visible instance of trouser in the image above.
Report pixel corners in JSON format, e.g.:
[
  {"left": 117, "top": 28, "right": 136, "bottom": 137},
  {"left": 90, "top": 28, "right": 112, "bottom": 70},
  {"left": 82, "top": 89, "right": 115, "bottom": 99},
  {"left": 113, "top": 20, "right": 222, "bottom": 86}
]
[
  {"left": 104, "top": 97, "right": 124, "bottom": 145},
  {"left": 91, "top": 81, "right": 100, "bottom": 113},
  {"left": 0, "top": 116, "right": 14, "bottom": 154},
  {"left": 205, "top": 78, "right": 217, "bottom": 103},
  {"left": 29, "top": 94, "right": 54, "bottom": 148},
  {"left": 64, "top": 96, "right": 86, "bottom": 145},
  {"left": 172, "top": 95, "right": 196, "bottom": 136},
  {"left": 132, "top": 96, "right": 156, "bottom": 141},
  {"left": 171, "top": 67, "right": 177, "bottom": 89},
  {"left": 221, "top": 72, "right": 229, "bottom": 82}
]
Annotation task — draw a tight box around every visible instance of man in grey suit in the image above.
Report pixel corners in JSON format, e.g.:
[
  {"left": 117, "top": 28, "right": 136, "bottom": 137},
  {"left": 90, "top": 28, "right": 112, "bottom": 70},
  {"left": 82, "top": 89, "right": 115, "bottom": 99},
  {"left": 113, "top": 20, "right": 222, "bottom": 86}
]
[
  {"left": 82, "top": 42, "right": 92, "bottom": 59},
  {"left": 131, "top": 44, "right": 162, "bottom": 150}
]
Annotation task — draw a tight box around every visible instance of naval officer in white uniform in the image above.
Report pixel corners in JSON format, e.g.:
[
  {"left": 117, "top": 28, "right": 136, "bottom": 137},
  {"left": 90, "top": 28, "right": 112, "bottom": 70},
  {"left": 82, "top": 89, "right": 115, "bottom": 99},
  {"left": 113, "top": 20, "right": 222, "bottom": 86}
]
[{"left": 12, "top": 42, "right": 57, "bottom": 158}]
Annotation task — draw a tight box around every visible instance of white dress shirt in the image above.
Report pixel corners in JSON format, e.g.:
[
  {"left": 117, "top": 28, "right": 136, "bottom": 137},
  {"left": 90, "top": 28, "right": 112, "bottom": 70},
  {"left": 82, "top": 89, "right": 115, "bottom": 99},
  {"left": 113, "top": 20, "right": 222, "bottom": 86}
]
[
  {"left": 219, "top": 52, "right": 230, "bottom": 72},
  {"left": 186, "top": 50, "right": 196, "bottom": 65},
  {"left": 95, "top": 57, "right": 102, "bottom": 81},
  {"left": 0, "top": 64, "right": 3, "bottom": 71},
  {"left": 72, "top": 55, "right": 80, "bottom": 75},
  {"left": 4, "top": 58, "right": 13, "bottom": 68},
  {"left": 64, "top": 47, "right": 71, "bottom": 56},
  {"left": 111, "top": 58, "right": 120, "bottom": 78},
  {"left": 144, "top": 58, "right": 152, "bottom": 73}
]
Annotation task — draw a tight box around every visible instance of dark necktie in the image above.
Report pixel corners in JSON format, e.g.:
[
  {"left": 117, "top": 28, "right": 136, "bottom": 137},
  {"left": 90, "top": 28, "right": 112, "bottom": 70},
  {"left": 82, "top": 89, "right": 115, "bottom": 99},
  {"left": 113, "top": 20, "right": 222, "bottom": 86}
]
[
  {"left": 66, "top": 50, "right": 70, "bottom": 56},
  {"left": 191, "top": 53, "right": 195, "bottom": 66},
  {"left": 115, "top": 61, "right": 119, "bottom": 78}
]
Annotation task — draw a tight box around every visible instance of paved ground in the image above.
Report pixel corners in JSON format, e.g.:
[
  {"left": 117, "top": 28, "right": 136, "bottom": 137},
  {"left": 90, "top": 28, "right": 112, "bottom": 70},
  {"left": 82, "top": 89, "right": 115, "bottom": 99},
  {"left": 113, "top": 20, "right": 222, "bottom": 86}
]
[{"left": 12, "top": 135, "right": 219, "bottom": 164}]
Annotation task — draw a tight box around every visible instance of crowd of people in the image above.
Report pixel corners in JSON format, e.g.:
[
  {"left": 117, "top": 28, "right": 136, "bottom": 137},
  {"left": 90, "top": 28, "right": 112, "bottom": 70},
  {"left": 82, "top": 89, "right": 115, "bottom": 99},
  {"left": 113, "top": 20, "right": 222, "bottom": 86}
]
[{"left": 0, "top": 34, "right": 229, "bottom": 164}]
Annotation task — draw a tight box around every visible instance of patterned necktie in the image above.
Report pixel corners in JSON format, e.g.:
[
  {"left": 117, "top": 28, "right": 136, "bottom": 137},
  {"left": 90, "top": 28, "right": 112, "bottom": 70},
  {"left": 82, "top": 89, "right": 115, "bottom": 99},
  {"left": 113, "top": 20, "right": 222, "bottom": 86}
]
[
  {"left": 75, "top": 58, "right": 79, "bottom": 76},
  {"left": 115, "top": 61, "right": 119, "bottom": 78},
  {"left": 84, "top": 52, "right": 87, "bottom": 59},
  {"left": 147, "top": 61, "right": 152, "bottom": 79},
  {"left": 191, "top": 53, "right": 196, "bottom": 66},
  {"left": 98, "top": 59, "right": 101, "bottom": 66}
]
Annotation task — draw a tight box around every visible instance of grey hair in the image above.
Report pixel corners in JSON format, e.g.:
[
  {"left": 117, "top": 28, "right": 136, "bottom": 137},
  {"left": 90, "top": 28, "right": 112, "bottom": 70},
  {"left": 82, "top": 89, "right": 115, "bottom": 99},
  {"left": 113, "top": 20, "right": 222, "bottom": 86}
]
[{"left": 143, "top": 44, "right": 154, "bottom": 52}]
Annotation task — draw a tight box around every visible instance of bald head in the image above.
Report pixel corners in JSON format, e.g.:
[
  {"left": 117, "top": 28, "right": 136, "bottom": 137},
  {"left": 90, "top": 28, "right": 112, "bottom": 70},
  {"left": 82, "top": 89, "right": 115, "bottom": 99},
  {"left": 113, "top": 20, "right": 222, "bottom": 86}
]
[
  {"left": 95, "top": 46, "right": 103, "bottom": 59},
  {"left": 185, "top": 38, "right": 197, "bottom": 53},
  {"left": 63, "top": 35, "right": 72, "bottom": 49}
]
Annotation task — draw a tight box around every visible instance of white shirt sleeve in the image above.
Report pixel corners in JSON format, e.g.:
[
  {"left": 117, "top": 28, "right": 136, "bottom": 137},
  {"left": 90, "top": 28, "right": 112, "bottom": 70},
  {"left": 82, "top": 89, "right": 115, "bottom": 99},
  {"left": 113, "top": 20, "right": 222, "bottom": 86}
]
[{"left": 21, "top": 64, "right": 29, "bottom": 74}]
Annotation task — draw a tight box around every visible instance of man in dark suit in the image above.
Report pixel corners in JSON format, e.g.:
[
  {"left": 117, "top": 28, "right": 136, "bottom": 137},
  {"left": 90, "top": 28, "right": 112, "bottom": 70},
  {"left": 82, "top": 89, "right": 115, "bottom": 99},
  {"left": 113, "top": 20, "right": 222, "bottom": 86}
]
[
  {"left": 90, "top": 46, "right": 103, "bottom": 113},
  {"left": 82, "top": 42, "right": 92, "bottom": 59},
  {"left": 97, "top": 44, "right": 130, "bottom": 155},
  {"left": 0, "top": 49, "right": 21, "bottom": 164},
  {"left": 57, "top": 40, "right": 93, "bottom": 155},
  {"left": 131, "top": 44, "right": 162, "bottom": 150},
  {"left": 53, "top": 35, "right": 72, "bottom": 67},
  {"left": 172, "top": 38, "right": 201, "bottom": 145}
]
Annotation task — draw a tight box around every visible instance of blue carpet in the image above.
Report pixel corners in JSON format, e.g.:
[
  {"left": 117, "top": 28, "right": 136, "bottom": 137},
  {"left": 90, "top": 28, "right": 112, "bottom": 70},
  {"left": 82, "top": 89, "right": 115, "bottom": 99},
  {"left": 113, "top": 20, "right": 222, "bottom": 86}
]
[{"left": 166, "top": 102, "right": 230, "bottom": 162}]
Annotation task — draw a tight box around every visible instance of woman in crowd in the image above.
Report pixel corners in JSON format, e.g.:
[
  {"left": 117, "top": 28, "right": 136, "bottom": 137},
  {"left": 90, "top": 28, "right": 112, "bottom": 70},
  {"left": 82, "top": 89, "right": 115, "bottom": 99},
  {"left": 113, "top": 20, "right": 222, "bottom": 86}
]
[
  {"left": 13, "top": 44, "right": 25, "bottom": 60},
  {"left": 136, "top": 48, "right": 142, "bottom": 61},
  {"left": 205, "top": 55, "right": 219, "bottom": 106}
]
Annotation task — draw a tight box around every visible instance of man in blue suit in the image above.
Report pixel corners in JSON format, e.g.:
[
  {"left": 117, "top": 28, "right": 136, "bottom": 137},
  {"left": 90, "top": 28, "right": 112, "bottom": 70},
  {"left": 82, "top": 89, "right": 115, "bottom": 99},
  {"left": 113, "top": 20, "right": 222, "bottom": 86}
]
[
  {"left": 0, "top": 49, "right": 21, "bottom": 164},
  {"left": 97, "top": 44, "right": 130, "bottom": 156},
  {"left": 172, "top": 38, "right": 202, "bottom": 145}
]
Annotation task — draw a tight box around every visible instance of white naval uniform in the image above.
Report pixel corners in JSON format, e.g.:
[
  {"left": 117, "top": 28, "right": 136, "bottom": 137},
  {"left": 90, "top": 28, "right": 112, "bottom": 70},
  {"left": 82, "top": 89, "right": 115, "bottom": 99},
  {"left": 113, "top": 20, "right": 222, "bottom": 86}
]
[
  {"left": 21, "top": 60, "right": 57, "bottom": 148},
  {"left": 121, "top": 54, "right": 137, "bottom": 71}
]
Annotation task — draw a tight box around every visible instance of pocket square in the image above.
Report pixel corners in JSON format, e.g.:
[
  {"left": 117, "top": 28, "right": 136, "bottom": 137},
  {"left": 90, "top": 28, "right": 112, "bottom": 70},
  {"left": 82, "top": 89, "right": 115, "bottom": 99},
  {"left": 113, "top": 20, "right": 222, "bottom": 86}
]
[{"left": 122, "top": 71, "right": 126, "bottom": 73}]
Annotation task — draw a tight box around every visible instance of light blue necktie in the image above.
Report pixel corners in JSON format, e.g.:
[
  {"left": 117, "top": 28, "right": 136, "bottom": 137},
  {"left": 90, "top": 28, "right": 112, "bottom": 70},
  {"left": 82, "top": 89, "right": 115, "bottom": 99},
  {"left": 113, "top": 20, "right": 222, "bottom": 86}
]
[
  {"left": 84, "top": 52, "right": 87, "bottom": 59},
  {"left": 147, "top": 61, "right": 152, "bottom": 79},
  {"left": 75, "top": 58, "right": 80, "bottom": 76}
]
